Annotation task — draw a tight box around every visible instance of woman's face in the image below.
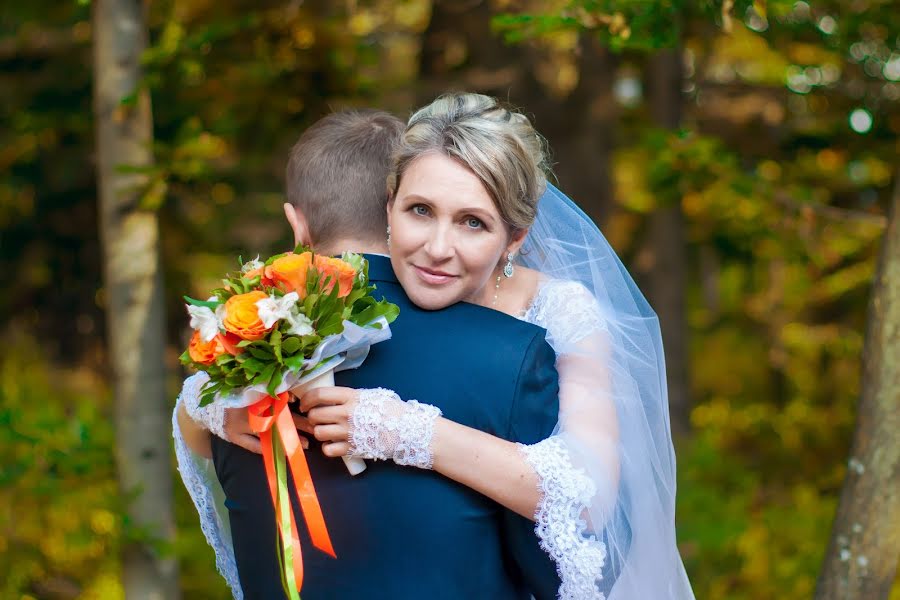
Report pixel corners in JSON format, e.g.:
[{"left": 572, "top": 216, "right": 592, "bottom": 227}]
[{"left": 388, "top": 153, "right": 524, "bottom": 311}]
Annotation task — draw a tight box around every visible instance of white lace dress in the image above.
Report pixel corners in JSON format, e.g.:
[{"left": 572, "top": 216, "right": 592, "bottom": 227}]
[{"left": 173, "top": 277, "right": 612, "bottom": 600}]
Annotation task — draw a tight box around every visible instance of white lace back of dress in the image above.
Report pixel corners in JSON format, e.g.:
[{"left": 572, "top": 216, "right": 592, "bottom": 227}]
[
  {"left": 519, "top": 279, "right": 611, "bottom": 600},
  {"left": 173, "top": 372, "right": 243, "bottom": 599}
]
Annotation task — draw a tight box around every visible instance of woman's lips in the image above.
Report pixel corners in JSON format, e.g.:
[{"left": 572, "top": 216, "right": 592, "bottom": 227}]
[{"left": 413, "top": 265, "right": 457, "bottom": 285}]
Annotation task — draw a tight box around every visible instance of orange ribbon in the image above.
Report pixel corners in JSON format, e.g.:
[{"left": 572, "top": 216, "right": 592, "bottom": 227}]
[{"left": 248, "top": 392, "right": 336, "bottom": 593}]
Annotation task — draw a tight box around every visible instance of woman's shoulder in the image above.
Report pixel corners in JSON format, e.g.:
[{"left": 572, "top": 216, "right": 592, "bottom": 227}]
[
  {"left": 523, "top": 277, "right": 607, "bottom": 347},
  {"left": 528, "top": 277, "right": 600, "bottom": 314}
]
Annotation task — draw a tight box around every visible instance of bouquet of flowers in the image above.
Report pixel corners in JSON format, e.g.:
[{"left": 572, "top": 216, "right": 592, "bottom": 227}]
[
  {"left": 180, "top": 247, "right": 398, "bottom": 599},
  {"left": 182, "top": 247, "right": 397, "bottom": 404}
]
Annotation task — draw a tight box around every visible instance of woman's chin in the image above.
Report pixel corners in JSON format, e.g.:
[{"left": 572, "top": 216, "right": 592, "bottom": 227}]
[{"left": 407, "top": 287, "right": 461, "bottom": 311}]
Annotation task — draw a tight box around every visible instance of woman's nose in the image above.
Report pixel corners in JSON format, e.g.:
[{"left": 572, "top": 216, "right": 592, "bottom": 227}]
[{"left": 423, "top": 223, "right": 455, "bottom": 261}]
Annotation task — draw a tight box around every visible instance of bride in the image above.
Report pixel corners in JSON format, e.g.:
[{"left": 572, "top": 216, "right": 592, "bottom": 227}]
[{"left": 181, "top": 93, "right": 695, "bottom": 599}]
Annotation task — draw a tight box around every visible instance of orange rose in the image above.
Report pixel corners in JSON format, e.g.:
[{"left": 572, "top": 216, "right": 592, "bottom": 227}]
[
  {"left": 243, "top": 266, "right": 265, "bottom": 280},
  {"left": 188, "top": 330, "right": 226, "bottom": 365},
  {"left": 314, "top": 255, "right": 356, "bottom": 298},
  {"left": 264, "top": 252, "right": 313, "bottom": 296},
  {"left": 216, "top": 331, "right": 245, "bottom": 356},
  {"left": 222, "top": 290, "right": 271, "bottom": 340}
]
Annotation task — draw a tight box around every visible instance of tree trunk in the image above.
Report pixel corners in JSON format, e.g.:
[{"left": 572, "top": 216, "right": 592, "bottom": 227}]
[
  {"left": 815, "top": 177, "right": 900, "bottom": 600},
  {"left": 645, "top": 47, "right": 691, "bottom": 438},
  {"left": 92, "top": 1, "right": 179, "bottom": 597},
  {"left": 549, "top": 35, "right": 617, "bottom": 226}
]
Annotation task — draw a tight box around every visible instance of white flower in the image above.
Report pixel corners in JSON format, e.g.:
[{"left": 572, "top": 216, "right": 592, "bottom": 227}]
[
  {"left": 285, "top": 312, "right": 314, "bottom": 336},
  {"left": 215, "top": 303, "right": 227, "bottom": 328},
  {"left": 187, "top": 304, "right": 221, "bottom": 342},
  {"left": 256, "top": 292, "right": 299, "bottom": 328},
  {"left": 241, "top": 255, "right": 264, "bottom": 274}
]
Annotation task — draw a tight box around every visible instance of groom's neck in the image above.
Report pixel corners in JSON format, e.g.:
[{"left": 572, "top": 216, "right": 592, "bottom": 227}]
[{"left": 316, "top": 236, "right": 389, "bottom": 258}]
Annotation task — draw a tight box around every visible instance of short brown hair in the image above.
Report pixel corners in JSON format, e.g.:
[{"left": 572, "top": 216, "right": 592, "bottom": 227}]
[{"left": 286, "top": 109, "right": 404, "bottom": 244}]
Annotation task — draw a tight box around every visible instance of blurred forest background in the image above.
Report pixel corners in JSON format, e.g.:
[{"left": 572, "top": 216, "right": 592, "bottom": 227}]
[{"left": 2, "top": 0, "right": 898, "bottom": 598}]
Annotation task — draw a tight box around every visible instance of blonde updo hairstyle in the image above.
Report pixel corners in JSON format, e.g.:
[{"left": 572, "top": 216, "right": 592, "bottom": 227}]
[{"left": 387, "top": 93, "right": 549, "bottom": 234}]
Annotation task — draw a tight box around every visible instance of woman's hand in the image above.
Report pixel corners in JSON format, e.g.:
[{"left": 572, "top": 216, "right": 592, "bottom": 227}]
[
  {"left": 299, "top": 387, "right": 441, "bottom": 468},
  {"left": 297, "top": 386, "right": 359, "bottom": 458}
]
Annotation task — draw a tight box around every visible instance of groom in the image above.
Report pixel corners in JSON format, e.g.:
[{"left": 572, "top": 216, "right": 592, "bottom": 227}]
[{"left": 180, "top": 109, "right": 562, "bottom": 599}]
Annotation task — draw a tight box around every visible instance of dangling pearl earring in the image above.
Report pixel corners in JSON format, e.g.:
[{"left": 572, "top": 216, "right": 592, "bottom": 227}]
[
  {"left": 503, "top": 252, "right": 515, "bottom": 278},
  {"left": 386, "top": 225, "right": 391, "bottom": 249},
  {"left": 493, "top": 252, "right": 515, "bottom": 307}
]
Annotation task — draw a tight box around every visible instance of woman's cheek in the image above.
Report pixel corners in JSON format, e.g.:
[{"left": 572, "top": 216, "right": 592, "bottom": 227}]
[{"left": 397, "top": 214, "right": 431, "bottom": 250}]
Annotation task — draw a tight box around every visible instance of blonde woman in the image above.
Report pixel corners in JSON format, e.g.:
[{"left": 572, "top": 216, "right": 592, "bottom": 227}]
[{"left": 301, "top": 94, "right": 695, "bottom": 599}]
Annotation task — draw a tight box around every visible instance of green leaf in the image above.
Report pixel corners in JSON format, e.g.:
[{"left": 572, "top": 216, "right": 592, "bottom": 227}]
[
  {"left": 316, "top": 312, "right": 344, "bottom": 337},
  {"left": 215, "top": 353, "right": 235, "bottom": 366},
  {"left": 352, "top": 299, "right": 400, "bottom": 327},
  {"left": 266, "top": 367, "right": 284, "bottom": 397},
  {"left": 254, "top": 363, "right": 277, "bottom": 386},
  {"left": 284, "top": 354, "right": 305, "bottom": 371},
  {"left": 184, "top": 296, "right": 220, "bottom": 309},
  {"left": 249, "top": 346, "right": 274, "bottom": 360},
  {"left": 304, "top": 293, "right": 318, "bottom": 316},
  {"left": 239, "top": 357, "right": 266, "bottom": 374},
  {"left": 281, "top": 336, "right": 301, "bottom": 355},
  {"left": 270, "top": 329, "right": 283, "bottom": 363}
]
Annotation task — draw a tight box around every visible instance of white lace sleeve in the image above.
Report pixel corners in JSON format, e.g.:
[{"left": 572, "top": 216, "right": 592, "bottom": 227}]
[
  {"left": 180, "top": 371, "right": 227, "bottom": 440},
  {"left": 521, "top": 438, "right": 608, "bottom": 599},
  {"left": 173, "top": 373, "right": 243, "bottom": 599},
  {"left": 520, "top": 279, "right": 619, "bottom": 600}
]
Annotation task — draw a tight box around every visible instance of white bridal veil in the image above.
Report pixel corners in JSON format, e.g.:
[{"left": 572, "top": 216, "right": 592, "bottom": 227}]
[{"left": 518, "top": 183, "right": 695, "bottom": 599}]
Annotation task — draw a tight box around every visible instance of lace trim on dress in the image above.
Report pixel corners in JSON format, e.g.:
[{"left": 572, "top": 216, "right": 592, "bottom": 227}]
[
  {"left": 173, "top": 372, "right": 243, "bottom": 599},
  {"left": 181, "top": 371, "right": 227, "bottom": 440},
  {"left": 518, "top": 278, "right": 611, "bottom": 599},
  {"left": 348, "top": 388, "right": 442, "bottom": 469},
  {"left": 523, "top": 279, "right": 607, "bottom": 350},
  {"left": 521, "top": 437, "right": 607, "bottom": 600}
]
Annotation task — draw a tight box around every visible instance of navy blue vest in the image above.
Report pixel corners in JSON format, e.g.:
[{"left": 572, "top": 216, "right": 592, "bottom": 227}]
[{"left": 213, "top": 255, "right": 562, "bottom": 599}]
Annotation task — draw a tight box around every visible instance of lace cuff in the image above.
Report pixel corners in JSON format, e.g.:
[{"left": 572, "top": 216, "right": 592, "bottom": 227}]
[
  {"left": 181, "top": 371, "right": 227, "bottom": 440},
  {"left": 520, "top": 437, "right": 608, "bottom": 600},
  {"left": 348, "top": 388, "right": 442, "bottom": 469}
]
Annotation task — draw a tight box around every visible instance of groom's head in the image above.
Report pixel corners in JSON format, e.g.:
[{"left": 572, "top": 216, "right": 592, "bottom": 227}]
[{"left": 284, "top": 109, "right": 404, "bottom": 254}]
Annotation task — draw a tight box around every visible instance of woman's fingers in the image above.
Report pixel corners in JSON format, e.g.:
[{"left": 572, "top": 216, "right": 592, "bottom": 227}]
[
  {"left": 313, "top": 424, "right": 347, "bottom": 443},
  {"left": 306, "top": 404, "right": 349, "bottom": 426},
  {"left": 322, "top": 442, "right": 351, "bottom": 458},
  {"left": 299, "top": 386, "right": 357, "bottom": 411},
  {"left": 234, "top": 433, "right": 262, "bottom": 454},
  {"left": 292, "top": 413, "right": 314, "bottom": 434}
]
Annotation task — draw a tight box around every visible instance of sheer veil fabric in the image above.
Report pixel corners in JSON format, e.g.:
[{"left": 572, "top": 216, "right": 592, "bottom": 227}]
[{"left": 517, "top": 183, "right": 695, "bottom": 599}]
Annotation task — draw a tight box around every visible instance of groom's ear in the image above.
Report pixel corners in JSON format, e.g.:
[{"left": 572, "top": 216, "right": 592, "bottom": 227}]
[{"left": 283, "top": 203, "right": 311, "bottom": 248}]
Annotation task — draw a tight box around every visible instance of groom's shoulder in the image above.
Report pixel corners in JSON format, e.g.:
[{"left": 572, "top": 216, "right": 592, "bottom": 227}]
[{"left": 436, "top": 299, "right": 543, "bottom": 338}]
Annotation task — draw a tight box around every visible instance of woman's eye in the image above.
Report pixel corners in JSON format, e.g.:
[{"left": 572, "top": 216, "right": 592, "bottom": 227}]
[
  {"left": 412, "top": 205, "right": 429, "bottom": 216},
  {"left": 465, "top": 217, "right": 484, "bottom": 229}
]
